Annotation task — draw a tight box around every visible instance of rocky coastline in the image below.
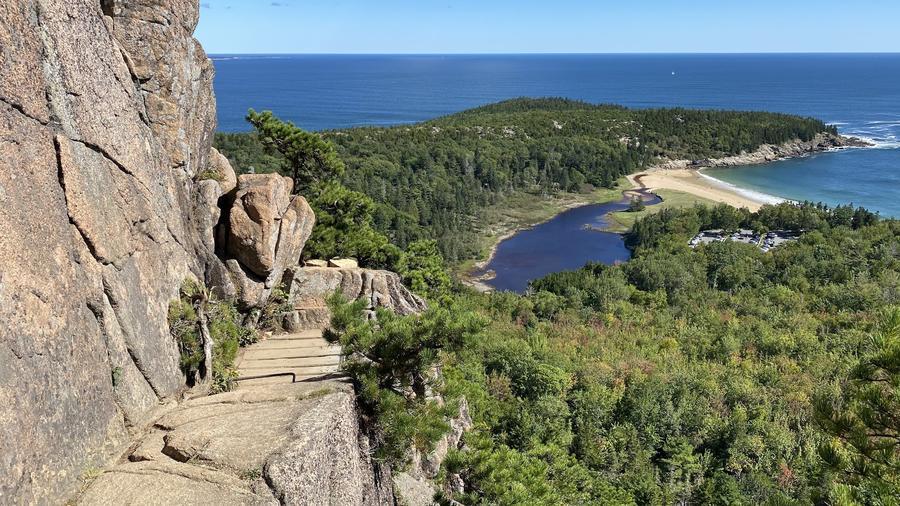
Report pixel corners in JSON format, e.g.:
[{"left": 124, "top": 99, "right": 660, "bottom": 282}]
[{"left": 650, "top": 132, "right": 873, "bottom": 172}]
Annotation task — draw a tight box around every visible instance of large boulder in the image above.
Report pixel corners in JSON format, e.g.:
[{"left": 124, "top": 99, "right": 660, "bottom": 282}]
[
  {"left": 227, "top": 174, "right": 295, "bottom": 276},
  {"left": 208, "top": 146, "right": 238, "bottom": 194},
  {"left": 226, "top": 174, "right": 314, "bottom": 277},
  {"left": 0, "top": 0, "right": 231, "bottom": 501},
  {"left": 221, "top": 173, "right": 316, "bottom": 308}
]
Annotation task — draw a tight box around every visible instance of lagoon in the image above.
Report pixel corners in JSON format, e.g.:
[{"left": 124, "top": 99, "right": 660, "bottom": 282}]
[{"left": 476, "top": 193, "right": 660, "bottom": 293}]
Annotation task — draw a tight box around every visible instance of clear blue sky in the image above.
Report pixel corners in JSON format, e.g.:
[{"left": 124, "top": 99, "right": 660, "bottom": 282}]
[{"left": 196, "top": 0, "right": 900, "bottom": 54}]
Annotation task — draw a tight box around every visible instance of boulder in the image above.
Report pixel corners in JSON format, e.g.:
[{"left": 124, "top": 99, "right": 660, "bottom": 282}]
[
  {"left": 305, "top": 259, "right": 329, "bottom": 267},
  {"left": 220, "top": 173, "right": 316, "bottom": 309},
  {"left": 226, "top": 174, "right": 315, "bottom": 279},
  {"left": 225, "top": 259, "right": 268, "bottom": 309},
  {"left": 209, "top": 146, "right": 238, "bottom": 194},
  {"left": 328, "top": 258, "right": 359, "bottom": 269},
  {"left": 227, "top": 174, "right": 294, "bottom": 276}
]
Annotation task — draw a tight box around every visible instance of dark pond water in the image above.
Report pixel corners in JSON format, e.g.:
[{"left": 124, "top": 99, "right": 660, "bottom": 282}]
[{"left": 477, "top": 192, "right": 661, "bottom": 293}]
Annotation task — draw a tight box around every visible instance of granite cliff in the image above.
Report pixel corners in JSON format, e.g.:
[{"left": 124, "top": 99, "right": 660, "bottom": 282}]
[
  {"left": 0, "top": 0, "right": 233, "bottom": 501},
  {"left": 0, "top": 1, "right": 411, "bottom": 503}
]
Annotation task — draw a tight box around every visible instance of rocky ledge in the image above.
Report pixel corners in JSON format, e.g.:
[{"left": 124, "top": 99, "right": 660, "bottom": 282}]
[
  {"left": 653, "top": 132, "right": 873, "bottom": 171},
  {"left": 281, "top": 266, "right": 428, "bottom": 332},
  {"left": 76, "top": 381, "right": 393, "bottom": 506}
]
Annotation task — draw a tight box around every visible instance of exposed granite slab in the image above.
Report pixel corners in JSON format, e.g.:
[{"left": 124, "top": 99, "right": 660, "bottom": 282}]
[{"left": 78, "top": 381, "right": 393, "bottom": 505}]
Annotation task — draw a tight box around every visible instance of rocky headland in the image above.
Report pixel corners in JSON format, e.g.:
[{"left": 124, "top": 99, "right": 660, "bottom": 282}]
[{"left": 648, "top": 132, "right": 871, "bottom": 172}]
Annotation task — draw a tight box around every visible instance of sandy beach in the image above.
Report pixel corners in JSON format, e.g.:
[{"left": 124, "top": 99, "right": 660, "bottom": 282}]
[
  {"left": 624, "top": 133, "right": 871, "bottom": 211},
  {"left": 627, "top": 169, "right": 772, "bottom": 211}
]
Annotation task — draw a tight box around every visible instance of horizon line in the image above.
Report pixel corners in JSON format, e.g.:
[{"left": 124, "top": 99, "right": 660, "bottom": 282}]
[{"left": 207, "top": 51, "right": 900, "bottom": 56}]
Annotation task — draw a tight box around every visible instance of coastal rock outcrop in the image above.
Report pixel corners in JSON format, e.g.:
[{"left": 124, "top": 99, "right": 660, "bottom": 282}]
[
  {"left": 661, "top": 132, "right": 871, "bottom": 171},
  {"left": 281, "top": 266, "right": 428, "bottom": 331},
  {"left": 0, "top": 0, "right": 236, "bottom": 501}
]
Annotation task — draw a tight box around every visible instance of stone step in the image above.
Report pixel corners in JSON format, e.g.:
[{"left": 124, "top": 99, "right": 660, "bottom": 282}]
[
  {"left": 241, "top": 346, "right": 341, "bottom": 360},
  {"left": 268, "top": 329, "right": 323, "bottom": 340},
  {"left": 239, "top": 355, "right": 341, "bottom": 370},
  {"left": 236, "top": 372, "right": 350, "bottom": 387},
  {"left": 238, "top": 364, "right": 341, "bottom": 379},
  {"left": 254, "top": 338, "right": 334, "bottom": 350},
  {"left": 236, "top": 328, "right": 344, "bottom": 390}
]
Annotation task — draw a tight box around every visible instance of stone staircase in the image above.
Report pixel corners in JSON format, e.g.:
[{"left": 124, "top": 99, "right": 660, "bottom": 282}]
[{"left": 235, "top": 328, "right": 344, "bottom": 386}]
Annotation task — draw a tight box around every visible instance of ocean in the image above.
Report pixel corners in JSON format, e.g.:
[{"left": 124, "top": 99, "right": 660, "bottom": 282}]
[{"left": 212, "top": 53, "right": 900, "bottom": 216}]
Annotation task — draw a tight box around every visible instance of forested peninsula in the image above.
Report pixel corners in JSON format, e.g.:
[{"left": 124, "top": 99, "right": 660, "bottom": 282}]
[{"left": 215, "top": 98, "right": 839, "bottom": 263}]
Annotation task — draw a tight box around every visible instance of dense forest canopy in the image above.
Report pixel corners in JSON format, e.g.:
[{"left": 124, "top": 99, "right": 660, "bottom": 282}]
[
  {"left": 215, "top": 98, "right": 835, "bottom": 262},
  {"left": 330, "top": 202, "right": 900, "bottom": 505}
]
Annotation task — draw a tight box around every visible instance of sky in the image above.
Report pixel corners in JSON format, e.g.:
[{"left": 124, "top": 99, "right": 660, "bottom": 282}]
[{"left": 195, "top": 0, "right": 900, "bottom": 54}]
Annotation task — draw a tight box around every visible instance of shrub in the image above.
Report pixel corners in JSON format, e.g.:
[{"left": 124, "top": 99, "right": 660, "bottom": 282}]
[
  {"left": 168, "top": 279, "right": 257, "bottom": 393},
  {"left": 325, "top": 293, "right": 484, "bottom": 464}
]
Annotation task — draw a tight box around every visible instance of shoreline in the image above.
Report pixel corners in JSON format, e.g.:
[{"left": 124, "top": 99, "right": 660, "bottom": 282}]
[
  {"left": 463, "top": 198, "right": 607, "bottom": 292},
  {"left": 463, "top": 189, "right": 657, "bottom": 292},
  {"left": 627, "top": 133, "right": 872, "bottom": 211}
]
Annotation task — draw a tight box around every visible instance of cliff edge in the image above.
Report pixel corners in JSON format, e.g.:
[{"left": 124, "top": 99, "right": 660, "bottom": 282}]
[{"left": 0, "top": 0, "right": 231, "bottom": 501}]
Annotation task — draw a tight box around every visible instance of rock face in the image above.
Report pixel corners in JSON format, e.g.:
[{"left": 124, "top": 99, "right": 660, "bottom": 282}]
[
  {"left": 0, "top": 0, "right": 234, "bottom": 501},
  {"left": 394, "top": 398, "right": 473, "bottom": 506},
  {"left": 0, "top": 1, "right": 423, "bottom": 503},
  {"left": 77, "top": 382, "right": 393, "bottom": 506},
  {"left": 209, "top": 173, "right": 316, "bottom": 309},
  {"left": 101, "top": 0, "right": 216, "bottom": 178},
  {"left": 281, "top": 267, "right": 428, "bottom": 331}
]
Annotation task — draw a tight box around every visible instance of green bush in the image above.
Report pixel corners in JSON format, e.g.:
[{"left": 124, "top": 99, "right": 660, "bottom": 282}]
[
  {"left": 168, "top": 281, "right": 204, "bottom": 382},
  {"left": 304, "top": 181, "right": 401, "bottom": 269},
  {"left": 397, "top": 239, "right": 452, "bottom": 300},
  {"left": 168, "top": 280, "right": 257, "bottom": 393},
  {"left": 325, "top": 293, "right": 484, "bottom": 464}
]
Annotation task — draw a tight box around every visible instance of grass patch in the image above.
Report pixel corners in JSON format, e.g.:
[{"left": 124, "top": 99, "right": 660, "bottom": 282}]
[
  {"left": 607, "top": 188, "right": 718, "bottom": 232},
  {"left": 239, "top": 467, "right": 263, "bottom": 481}
]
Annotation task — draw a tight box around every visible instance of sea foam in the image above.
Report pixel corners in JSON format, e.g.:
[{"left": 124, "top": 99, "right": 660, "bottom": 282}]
[{"left": 697, "top": 171, "right": 787, "bottom": 206}]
